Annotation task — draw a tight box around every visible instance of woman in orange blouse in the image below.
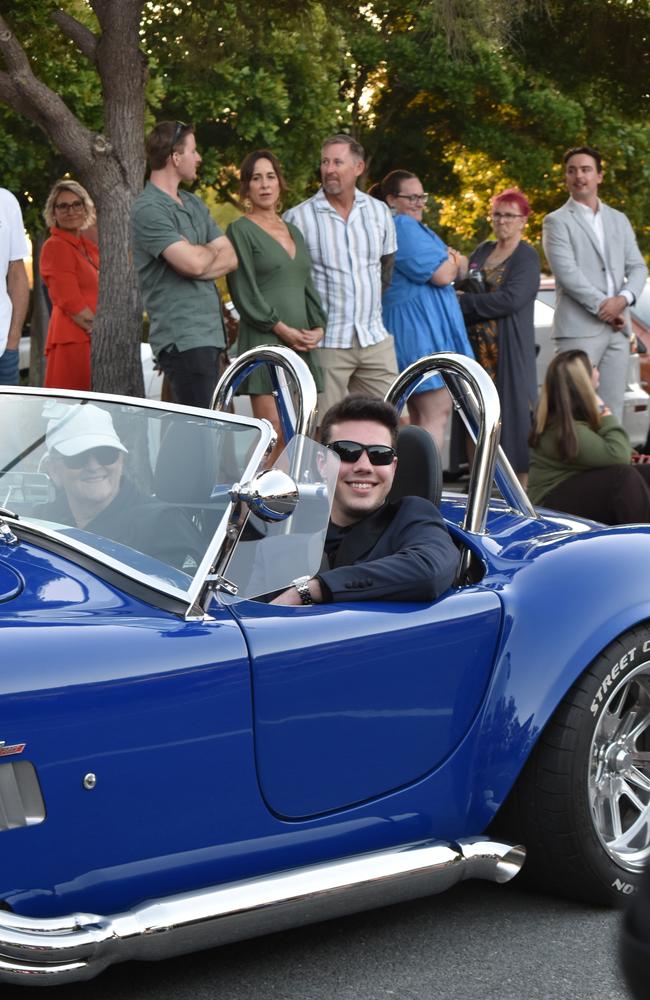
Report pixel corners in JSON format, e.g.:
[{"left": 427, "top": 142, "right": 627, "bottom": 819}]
[{"left": 41, "top": 180, "right": 99, "bottom": 389}]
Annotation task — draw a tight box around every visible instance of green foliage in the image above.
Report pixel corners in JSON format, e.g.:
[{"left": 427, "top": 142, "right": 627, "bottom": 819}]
[
  {"left": 1, "top": 0, "right": 648, "bottom": 262},
  {"left": 338, "top": 0, "right": 650, "bottom": 257},
  {"left": 0, "top": 1, "right": 103, "bottom": 234},
  {"left": 142, "top": 0, "right": 345, "bottom": 200}
]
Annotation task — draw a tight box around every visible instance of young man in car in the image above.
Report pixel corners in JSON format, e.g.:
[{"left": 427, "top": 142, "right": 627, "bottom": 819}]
[{"left": 271, "top": 396, "right": 458, "bottom": 605}]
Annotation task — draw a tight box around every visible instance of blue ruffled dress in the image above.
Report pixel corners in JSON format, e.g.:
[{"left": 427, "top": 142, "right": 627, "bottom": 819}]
[{"left": 382, "top": 214, "right": 474, "bottom": 392}]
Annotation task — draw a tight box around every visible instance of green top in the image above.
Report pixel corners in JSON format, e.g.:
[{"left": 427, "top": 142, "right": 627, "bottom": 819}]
[
  {"left": 131, "top": 181, "right": 225, "bottom": 355},
  {"left": 528, "top": 414, "right": 632, "bottom": 505},
  {"left": 226, "top": 217, "right": 326, "bottom": 394}
]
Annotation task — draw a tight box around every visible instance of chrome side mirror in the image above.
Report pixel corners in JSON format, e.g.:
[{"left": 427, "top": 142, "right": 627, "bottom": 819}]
[{"left": 230, "top": 469, "right": 299, "bottom": 523}]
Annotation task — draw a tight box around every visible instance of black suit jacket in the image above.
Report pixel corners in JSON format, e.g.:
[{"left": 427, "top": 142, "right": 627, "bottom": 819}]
[{"left": 317, "top": 496, "right": 458, "bottom": 603}]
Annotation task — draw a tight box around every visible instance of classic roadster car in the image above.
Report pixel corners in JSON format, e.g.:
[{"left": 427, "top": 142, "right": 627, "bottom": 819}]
[{"left": 1, "top": 347, "right": 649, "bottom": 986}]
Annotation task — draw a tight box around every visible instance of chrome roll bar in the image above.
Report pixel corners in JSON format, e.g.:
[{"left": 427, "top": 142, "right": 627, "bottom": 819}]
[
  {"left": 386, "top": 353, "right": 537, "bottom": 536},
  {"left": 212, "top": 346, "right": 319, "bottom": 440}
]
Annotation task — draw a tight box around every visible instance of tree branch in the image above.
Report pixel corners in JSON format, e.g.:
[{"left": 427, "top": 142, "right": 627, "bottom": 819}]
[
  {"left": 52, "top": 9, "right": 98, "bottom": 64},
  {"left": 0, "top": 14, "right": 95, "bottom": 173}
]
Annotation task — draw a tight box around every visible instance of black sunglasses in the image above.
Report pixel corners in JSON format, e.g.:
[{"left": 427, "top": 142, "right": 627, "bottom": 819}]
[
  {"left": 170, "top": 120, "right": 189, "bottom": 154},
  {"left": 56, "top": 447, "right": 122, "bottom": 470},
  {"left": 327, "top": 440, "right": 396, "bottom": 466}
]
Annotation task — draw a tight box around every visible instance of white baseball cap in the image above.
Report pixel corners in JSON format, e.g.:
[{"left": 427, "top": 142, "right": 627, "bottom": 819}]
[{"left": 46, "top": 404, "right": 128, "bottom": 457}]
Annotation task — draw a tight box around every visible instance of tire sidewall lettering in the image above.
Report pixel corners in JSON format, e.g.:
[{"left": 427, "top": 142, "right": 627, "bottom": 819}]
[{"left": 590, "top": 644, "right": 641, "bottom": 716}]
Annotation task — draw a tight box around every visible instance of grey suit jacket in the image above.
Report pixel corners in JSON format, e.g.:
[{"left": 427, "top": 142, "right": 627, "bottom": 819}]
[{"left": 542, "top": 198, "right": 647, "bottom": 339}]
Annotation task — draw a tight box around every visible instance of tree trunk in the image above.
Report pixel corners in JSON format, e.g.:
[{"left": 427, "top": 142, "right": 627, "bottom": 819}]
[
  {"left": 89, "top": 0, "right": 148, "bottom": 395},
  {"left": 0, "top": 2, "right": 148, "bottom": 397},
  {"left": 85, "top": 162, "right": 145, "bottom": 395},
  {"left": 29, "top": 231, "right": 48, "bottom": 387}
]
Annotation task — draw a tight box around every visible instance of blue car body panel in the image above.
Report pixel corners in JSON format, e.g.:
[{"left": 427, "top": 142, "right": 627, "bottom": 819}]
[
  {"left": 234, "top": 590, "right": 503, "bottom": 818},
  {"left": 2, "top": 496, "right": 650, "bottom": 921}
]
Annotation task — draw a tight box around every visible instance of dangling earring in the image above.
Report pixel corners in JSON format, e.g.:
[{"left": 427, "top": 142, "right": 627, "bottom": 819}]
[{"left": 244, "top": 198, "right": 252, "bottom": 213}]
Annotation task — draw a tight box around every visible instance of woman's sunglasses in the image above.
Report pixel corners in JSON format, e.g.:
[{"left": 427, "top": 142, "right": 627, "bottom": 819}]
[
  {"left": 56, "top": 447, "right": 122, "bottom": 469},
  {"left": 327, "top": 440, "right": 396, "bottom": 466}
]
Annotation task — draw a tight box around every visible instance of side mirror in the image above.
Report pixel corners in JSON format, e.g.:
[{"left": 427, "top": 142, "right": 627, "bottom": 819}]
[{"left": 230, "top": 469, "right": 299, "bottom": 523}]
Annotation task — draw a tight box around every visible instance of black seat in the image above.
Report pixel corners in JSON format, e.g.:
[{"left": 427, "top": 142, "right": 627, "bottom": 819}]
[
  {"left": 152, "top": 420, "right": 229, "bottom": 536},
  {"left": 388, "top": 424, "right": 443, "bottom": 507}
]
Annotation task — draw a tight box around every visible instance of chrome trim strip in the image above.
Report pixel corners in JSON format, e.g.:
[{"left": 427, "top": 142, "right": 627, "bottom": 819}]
[
  {"left": 0, "top": 837, "right": 524, "bottom": 985},
  {"left": 385, "top": 353, "right": 537, "bottom": 532},
  {"left": 0, "top": 386, "right": 265, "bottom": 426}
]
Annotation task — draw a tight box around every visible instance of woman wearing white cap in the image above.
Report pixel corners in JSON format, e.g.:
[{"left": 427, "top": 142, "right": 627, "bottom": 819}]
[{"left": 40, "top": 404, "right": 201, "bottom": 571}]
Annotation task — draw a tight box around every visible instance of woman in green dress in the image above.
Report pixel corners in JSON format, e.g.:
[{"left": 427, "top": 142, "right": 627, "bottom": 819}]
[{"left": 227, "top": 150, "right": 325, "bottom": 462}]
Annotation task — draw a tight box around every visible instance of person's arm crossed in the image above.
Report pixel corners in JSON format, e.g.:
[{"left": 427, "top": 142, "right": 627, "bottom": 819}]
[{"left": 162, "top": 234, "right": 237, "bottom": 281}]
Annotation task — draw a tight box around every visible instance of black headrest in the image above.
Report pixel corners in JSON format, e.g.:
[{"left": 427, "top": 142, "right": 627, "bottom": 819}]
[
  {"left": 153, "top": 420, "right": 217, "bottom": 503},
  {"left": 388, "top": 425, "right": 443, "bottom": 507}
]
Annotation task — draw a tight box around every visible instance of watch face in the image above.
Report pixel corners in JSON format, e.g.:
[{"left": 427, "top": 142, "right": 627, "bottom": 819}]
[{"left": 293, "top": 578, "right": 313, "bottom": 604}]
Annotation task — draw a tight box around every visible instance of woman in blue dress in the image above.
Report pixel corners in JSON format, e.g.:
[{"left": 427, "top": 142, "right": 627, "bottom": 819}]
[{"left": 379, "top": 170, "right": 473, "bottom": 451}]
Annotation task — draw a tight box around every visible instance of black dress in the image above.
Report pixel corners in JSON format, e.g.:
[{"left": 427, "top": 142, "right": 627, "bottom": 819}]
[{"left": 459, "top": 240, "right": 540, "bottom": 473}]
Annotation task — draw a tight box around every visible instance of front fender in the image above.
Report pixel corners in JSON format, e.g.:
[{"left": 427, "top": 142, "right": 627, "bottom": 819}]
[{"left": 465, "top": 524, "right": 650, "bottom": 825}]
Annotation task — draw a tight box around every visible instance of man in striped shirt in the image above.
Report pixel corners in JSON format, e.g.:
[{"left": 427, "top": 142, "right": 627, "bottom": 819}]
[{"left": 284, "top": 135, "right": 398, "bottom": 417}]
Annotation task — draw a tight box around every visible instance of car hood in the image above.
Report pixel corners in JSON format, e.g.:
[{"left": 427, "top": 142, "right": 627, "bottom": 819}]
[{"left": 0, "top": 561, "right": 22, "bottom": 602}]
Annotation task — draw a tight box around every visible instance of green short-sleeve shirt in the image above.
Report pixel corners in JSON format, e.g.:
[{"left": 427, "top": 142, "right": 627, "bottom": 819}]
[{"left": 131, "top": 181, "right": 225, "bottom": 355}]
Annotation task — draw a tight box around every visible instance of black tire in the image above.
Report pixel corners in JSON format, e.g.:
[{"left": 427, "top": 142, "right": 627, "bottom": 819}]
[{"left": 492, "top": 623, "right": 650, "bottom": 906}]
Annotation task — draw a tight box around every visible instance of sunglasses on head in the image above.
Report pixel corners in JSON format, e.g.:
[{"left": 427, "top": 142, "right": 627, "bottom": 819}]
[
  {"left": 56, "top": 446, "right": 121, "bottom": 469},
  {"left": 170, "top": 120, "right": 189, "bottom": 154},
  {"left": 327, "top": 440, "right": 396, "bottom": 466}
]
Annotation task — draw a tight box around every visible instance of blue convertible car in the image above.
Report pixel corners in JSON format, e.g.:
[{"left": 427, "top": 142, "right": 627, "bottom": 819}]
[{"left": 1, "top": 348, "right": 649, "bottom": 985}]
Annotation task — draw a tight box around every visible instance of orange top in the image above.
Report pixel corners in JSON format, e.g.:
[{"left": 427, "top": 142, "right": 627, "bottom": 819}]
[{"left": 40, "top": 227, "right": 99, "bottom": 346}]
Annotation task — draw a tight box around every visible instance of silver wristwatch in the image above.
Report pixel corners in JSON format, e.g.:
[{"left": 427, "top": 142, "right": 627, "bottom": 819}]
[{"left": 292, "top": 576, "right": 313, "bottom": 605}]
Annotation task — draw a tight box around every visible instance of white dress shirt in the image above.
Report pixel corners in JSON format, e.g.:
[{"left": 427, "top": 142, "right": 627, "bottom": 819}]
[{"left": 571, "top": 198, "right": 634, "bottom": 305}]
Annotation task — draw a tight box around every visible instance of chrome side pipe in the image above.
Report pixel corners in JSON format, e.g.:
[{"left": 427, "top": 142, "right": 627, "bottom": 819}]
[{"left": 0, "top": 837, "right": 524, "bottom": 986}]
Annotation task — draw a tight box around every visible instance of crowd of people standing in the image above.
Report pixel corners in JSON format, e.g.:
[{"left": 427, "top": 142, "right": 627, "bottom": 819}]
[{"left": 1, "top": 128, "right": 648, "bottom": 524}]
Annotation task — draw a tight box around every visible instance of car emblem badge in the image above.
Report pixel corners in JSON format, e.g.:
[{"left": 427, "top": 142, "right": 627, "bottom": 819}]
[{"left": 0, "top": 741, "right": 26, "bottom": 757}]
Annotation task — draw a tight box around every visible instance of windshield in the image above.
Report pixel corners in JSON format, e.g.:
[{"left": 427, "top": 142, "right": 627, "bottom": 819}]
[
  {"left": 224, "top": 434, "right": 339, "bottom": 601},
  {"left": 0, "top": 391, "right": 266, "bottom": 597}
]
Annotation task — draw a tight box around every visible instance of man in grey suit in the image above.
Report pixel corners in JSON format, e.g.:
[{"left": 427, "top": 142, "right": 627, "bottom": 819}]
[{"left": 542, "top": 146, "right": 647, "bottom": 421}]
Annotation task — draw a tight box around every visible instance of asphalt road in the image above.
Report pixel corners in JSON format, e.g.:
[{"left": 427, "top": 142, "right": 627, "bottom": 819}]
[{"left": 3, "top": 881, "right": 632, "bottom": 1000}]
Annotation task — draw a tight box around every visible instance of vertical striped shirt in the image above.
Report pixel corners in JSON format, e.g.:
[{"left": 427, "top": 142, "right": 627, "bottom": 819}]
[{"left": 284, "top": 188, "right": 397, "bottom": 349}]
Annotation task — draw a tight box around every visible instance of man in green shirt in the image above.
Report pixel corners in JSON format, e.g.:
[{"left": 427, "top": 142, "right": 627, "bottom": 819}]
[{"left": 131, "top": 121, "right": 237, "bottom": 407}]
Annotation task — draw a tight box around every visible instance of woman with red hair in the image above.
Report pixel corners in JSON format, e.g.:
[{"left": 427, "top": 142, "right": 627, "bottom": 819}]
[{"left": 457, "top": 188, "right": 540, "bottom": 486}]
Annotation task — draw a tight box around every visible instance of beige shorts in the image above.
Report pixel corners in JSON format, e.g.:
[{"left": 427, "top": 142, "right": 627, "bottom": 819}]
[{"left": 317, "top": 335, "right": 398, "bottom": 421}]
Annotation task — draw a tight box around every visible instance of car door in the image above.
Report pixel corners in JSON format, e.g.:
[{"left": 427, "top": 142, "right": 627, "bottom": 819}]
[{"left": 229, "top": 587, "right": 502, "bottom": 819}]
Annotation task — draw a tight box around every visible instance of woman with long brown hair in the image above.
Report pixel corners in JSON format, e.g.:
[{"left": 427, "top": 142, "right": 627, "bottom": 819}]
[
  {"left": 528, "top": 349, "right": 650, "bottom": 523},
  {"left": 226, "top": 150, "right": 325, "bottom": 463}
]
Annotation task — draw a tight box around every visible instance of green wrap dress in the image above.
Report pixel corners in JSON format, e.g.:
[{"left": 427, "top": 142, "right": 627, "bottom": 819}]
[{"left": 226, "top": 217, "right": 326, "bottom": 394}]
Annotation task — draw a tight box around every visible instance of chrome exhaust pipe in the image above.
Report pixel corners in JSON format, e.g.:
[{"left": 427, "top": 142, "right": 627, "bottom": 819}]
[{"left": 0, "top": 837, "right": 524, "bottom": 986}]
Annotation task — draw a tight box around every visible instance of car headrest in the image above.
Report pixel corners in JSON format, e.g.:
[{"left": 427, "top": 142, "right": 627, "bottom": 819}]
[
  {"left": 153, "top": 420, "right": 218, "bottom": 504},
  {"left": 388, "top": 424, "right": 443, "bottom": 507}
]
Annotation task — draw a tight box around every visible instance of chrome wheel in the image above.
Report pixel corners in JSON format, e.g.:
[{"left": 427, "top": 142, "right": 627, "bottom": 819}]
[{"left": 589, "top": 662, "right": 650, "bottom": 872}]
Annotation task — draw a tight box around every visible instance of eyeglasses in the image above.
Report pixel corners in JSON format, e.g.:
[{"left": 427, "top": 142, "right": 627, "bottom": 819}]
[
  {"left": 54, "top": 199, "right": 84, "bottom": 213},
  {"left": 56, "top": 447, "right": 122, "bottom": 469},
  {"left": 491, "top": 212, "right": 523, "bottom": 221},
  {"left": 327, "top": 440, "right": 396, "bottom": 466},
  {"left": 170, "top": 121, "right": 189, "bottom": 154},
  {"left": 396, "top": 194, "right": 428, "bottom": 205}
]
